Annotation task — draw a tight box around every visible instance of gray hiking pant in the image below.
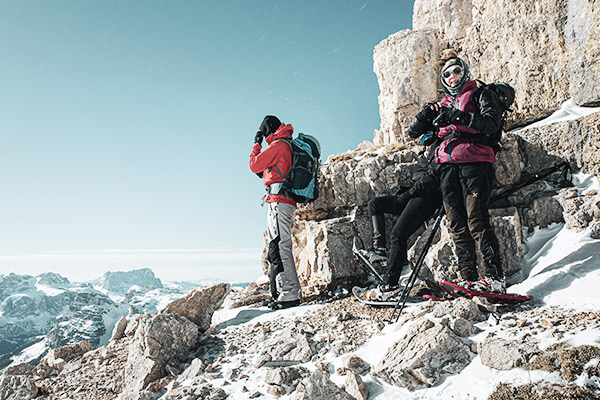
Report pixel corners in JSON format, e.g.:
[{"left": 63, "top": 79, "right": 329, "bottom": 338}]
[{"left": 267, "top": 202, "right": 301, "bottom": 302}]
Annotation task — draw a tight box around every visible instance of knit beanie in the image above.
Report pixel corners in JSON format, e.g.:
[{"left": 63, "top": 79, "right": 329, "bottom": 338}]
[{"left": 259, "top": 115, "right": 282, "bottom": 137}]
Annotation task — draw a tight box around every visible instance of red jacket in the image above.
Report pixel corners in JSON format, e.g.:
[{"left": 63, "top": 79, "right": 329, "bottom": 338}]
[
  {"left": 434, "top": 80, "right": 496, "bottom": 164},
  {"left": 249, "top": 123, "right": 296, "bottom": 206}
]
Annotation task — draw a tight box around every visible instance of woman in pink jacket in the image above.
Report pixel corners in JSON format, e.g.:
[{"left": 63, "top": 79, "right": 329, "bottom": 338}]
[{"left": 419, "top": 52, "right": 506, "bottom": 293}]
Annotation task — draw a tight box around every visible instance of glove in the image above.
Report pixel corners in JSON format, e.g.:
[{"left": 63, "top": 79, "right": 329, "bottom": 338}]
[
  {"left": 394, "top": 186, "right": 409, "bottom": 197},
  {"left": 395, "top": 190, "right": 412, "bottom": 205},
  {"left": 408, "top": 103, "right": 441, "bottom": 138},
  {"left": 407, "top": 127, "right": 421, "bottom": 139},
  {"left": 420, "top": 102, "right": 440, "bottom": 121},
  {"left": 254, "top": 131, "right": 264, "bottom": 145}
]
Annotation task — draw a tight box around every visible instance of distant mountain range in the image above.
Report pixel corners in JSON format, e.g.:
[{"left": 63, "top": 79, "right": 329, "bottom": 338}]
[{"left": 0, "top": 268, "right": 247, "bottom": 370}]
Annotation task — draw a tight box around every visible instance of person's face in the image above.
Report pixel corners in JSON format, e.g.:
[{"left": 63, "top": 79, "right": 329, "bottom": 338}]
[{"left": 443, "top": 65, "right": 463, "bottom": 87}]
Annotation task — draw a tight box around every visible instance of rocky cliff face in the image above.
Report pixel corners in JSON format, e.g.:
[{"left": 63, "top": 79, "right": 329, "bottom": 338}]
[
  {"left": 375, "top": 0, "right": 600, "bottom": 145},
  {"left": 284, "top": 0, "right": 600, "bottom": 295}
]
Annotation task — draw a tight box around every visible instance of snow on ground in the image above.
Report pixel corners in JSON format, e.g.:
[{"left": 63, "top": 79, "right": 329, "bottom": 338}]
[
  {"left": 199, "top": 172, "right": 600, "bottom": 400},
  {"left": 515, "top": 98, "right": 600, "bottom": 131}
]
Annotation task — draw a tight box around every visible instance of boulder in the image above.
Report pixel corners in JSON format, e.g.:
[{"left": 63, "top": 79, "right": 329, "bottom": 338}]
[
  {"left": 253, "top": 328, "right": 315, "bottom": 366},
  {"left": 161, "top": 283, "right": 230, "bottom": 331},
  {"left": 517, "top": 112, "right": 600, "bottom": 178},
  {"left": 123, "top": 314, "right": 199, "bottom": 398},
  {"left": 344, "top": 372, "right": 369, "bottom": 400},
  {"left": 294, "top": 370, "right": 355, "bottom": 400},
  {"left": 374, "top": 317, "right": 471, "bottom": 390},
  {"left": 110, "top": 315, "right": 128, "bottom": 342},
  {"left": 264, "top": 366, "right": 307, "bottom": 388},
  {"left": 433, "top": 297, "right": 487, "bottom": 322},
  {"left": 341, "top": 354, "right": 368, "bottom": 375},
  {"left": 0, "top": 364, "right": 38, "bottom": 400},
  {"left": 45, "top": 341, "right": 92, "bottom": 371},
  {"left": 478, "top": 337, "right": 541, "bottom": 370}
]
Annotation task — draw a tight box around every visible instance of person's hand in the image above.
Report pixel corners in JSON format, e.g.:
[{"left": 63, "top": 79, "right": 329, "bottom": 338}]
[
  {"left": 254, "top": 131, "right": 264, "bottom": 145},
  {"left": 432, "top": 106, "right": 451, "bottom": 127},
  {"left": 395, "top": 190, "right": 412, "bottom": 205},
  {"left": 421, "top": 102, "right": 441, "bottom": 120}
]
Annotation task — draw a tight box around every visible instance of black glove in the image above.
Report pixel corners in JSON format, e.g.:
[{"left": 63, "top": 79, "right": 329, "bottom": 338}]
[
  {"left": 432, "top": 106, "right": 450, "bottom": 127},
  {"left": 420, "top": 102, "right": 440, "bottom": 120},
  {"left": 395, "top": 190, "right": 412, "bottom": 205},
  {"left": 394, "top": 186, "right": 409, "bottom": 197},
  {"left": 254, "top": 131, "right": 264, "bottom": 145},
  {"left": 408, "top": 114, "right": 432, "bottom": 138}
]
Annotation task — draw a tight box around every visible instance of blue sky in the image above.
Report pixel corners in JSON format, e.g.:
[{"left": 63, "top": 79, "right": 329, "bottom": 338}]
[{"left": 0, "top": 0, "right": 414, "bottom": 282}]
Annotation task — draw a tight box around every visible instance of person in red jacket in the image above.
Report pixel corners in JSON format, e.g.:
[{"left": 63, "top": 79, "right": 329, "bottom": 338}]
[
  {"left": 410, "top": 51, "right": 506, "bottom": 293},
  {"left": 249, "top": 115, "right": 302, "bottom": 309}
]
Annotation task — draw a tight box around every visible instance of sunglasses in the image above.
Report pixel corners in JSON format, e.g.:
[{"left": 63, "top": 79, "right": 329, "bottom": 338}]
[{"left": 443, "top": 66, "right": 463, "bottom": 78}]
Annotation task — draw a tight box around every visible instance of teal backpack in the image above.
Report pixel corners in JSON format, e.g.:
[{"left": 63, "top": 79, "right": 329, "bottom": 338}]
[{"left": 270, "top": 133, "right": 321, "bottom": 204}]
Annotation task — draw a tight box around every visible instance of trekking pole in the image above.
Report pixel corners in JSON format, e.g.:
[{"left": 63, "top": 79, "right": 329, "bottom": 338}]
[
  {"left": 388, "top": 206, "right": 445, "bottom": 323},
  {"left": 387, "top": 161, "right": 571, "bottom": 324},
  {"left": 490, "top": 161, "right": 570, "bottom": 204}
]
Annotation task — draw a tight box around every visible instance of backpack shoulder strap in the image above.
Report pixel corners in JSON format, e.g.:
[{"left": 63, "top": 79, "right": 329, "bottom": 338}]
[{"left": 273, "top": 138, "right": 293, "bottom": 181}]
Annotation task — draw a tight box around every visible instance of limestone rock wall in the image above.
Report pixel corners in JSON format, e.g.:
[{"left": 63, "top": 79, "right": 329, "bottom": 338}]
[
  {"left": 278, "top": 0, "right": 600, "bottom": 295},
  {"left": 375, "top": 0, "right": 600, "bottom": 144}
]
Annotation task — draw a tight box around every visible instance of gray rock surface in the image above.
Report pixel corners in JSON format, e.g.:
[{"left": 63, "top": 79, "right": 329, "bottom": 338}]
[
  {"left": 123, "top": 314, "right": 199, "bottom": 398},
  {"left": 161, "top": 283, "right": 230, "bottom": 331},
  {"left": 344, "top": 371, "right": 369, "bottom": 400},
  {"left": 374, "top": 317, "right": 471, "bottom": 390},
  {"left": 295, "top": 370, "right": 355, "bottom": 400},
  {"left": 478, "top": 337, "right": 541, "bottom": 370},
  {"left": 0, "top": 364, "right": 38, "bottom": 400}
]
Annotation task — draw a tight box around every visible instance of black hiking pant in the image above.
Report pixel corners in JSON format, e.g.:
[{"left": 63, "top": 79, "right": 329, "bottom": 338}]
[
  {"left": 368, "top": 190, "right": 442, "bottom": 286},
  {"left": 439, "top": 162, "right": 503, "bottom": 281}
]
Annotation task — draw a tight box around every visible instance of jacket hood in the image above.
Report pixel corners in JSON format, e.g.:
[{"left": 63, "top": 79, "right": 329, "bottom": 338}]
[
  {"left": 265, "top": 123, "right": 294, "bottom": 145},
  {"left": 441, "top": 57, "right": 471, "bottom": 96}
]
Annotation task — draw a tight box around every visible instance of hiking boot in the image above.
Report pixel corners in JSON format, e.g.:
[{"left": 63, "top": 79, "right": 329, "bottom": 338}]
[
  {"left": 364, "top": 247, "right": 388, "bottom": 265},
  {"left": 268, "top": 299, "right": 301, "bottom": 310},
  {"left": 365, "top": 285, "right": 401, "bottom": 302},
  {"left": 467, "top": 277, "right": 506, "bottom": 294}
]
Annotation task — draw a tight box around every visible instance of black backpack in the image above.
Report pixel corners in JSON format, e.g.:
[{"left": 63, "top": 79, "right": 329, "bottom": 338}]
[
  {"left": 473, "top": 80, "right": 516, "bottom": 152},
  {"left": 271, "top": 133, "right": 321, "bottom": 204}
]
